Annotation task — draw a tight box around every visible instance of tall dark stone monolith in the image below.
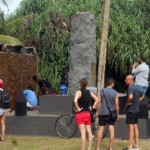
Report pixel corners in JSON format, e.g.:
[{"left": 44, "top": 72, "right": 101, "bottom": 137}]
[{"left": 69, "top": 12, "right": 96, "bottom": 95}]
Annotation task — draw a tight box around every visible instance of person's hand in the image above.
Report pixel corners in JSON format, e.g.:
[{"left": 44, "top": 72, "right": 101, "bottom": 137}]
[
  {"left": 133, "top": 62, "right": 139, "bottom": 68},
  {"left": 125, "top": 103, "right": 132, "bottom": 109},
  {"left": 95, "top": 112, "right": 99, "bottom": 118},
  {"left": 77, "top": 107, "right": 83, "bottom": 112},
  {"left": 8, "top": 108, "right": 12, "bottom": 113},
  {"left": 93, "top": 105, "right": 97, "bottom": 109}
]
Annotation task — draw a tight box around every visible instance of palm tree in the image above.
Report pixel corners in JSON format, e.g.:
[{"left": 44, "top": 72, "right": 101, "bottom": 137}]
[
  {"left": 0, "top": 0, "right": 9, "bottom": 11},
  {"left": 0, "top": 0, "right": 33, "bottom": 46}
]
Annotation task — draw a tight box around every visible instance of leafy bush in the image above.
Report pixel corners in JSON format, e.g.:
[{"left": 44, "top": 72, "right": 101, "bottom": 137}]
[{"left": 5, "top": 0, "right": 150, "bottom": 92}]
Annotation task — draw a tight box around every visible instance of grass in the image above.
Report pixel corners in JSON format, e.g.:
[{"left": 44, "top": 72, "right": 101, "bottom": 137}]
[{"left": 0, "top": 136, "right": 150, "bottom": 150}]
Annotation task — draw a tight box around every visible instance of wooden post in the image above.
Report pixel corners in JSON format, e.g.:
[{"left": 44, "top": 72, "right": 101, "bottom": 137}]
[{"left": 97, "top": 0, "right": 111, "bottom": 96}]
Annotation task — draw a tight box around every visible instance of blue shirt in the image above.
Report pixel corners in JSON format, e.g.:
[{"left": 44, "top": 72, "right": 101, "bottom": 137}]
[
  {"left": 60, "top": 84, "right": 68, "bottom": 94},
  {"left": 23, "top": 90, "right": 38, "bottom": 107}
]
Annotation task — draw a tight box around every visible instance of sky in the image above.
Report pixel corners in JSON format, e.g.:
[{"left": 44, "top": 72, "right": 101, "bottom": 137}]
[{"left": 0, "top": 0, "right": 23, "bottom": 16}]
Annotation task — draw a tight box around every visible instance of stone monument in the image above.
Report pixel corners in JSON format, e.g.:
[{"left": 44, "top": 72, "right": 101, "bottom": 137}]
[{"left": 69, "top": 12, "right": 97, "bottom": 95}]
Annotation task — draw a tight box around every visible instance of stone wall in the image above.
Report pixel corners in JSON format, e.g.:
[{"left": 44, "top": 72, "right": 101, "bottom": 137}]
[
  {"left": 0, "top": 45, "right": 38, "bottom": 109},
  {"left": 69, "top": 12, "right": 97, "bottom": 95}
]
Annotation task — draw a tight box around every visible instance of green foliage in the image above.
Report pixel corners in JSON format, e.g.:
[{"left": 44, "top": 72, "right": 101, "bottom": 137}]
[
  {"left": 0, "top": 34, "right": 22, "bottom": 45},
  {"left": 8, "top": 0, "right": 102, "bottom": 92},
  {"left": 0, "top": 4, "right": 34, "bottom": 45},
  {"left": 1, "top": 14, "right": 34, "bottom": 35},
  {"left": 108, "top": 0, "right": 150, "bottom": 73},
  {"left": 5, "top": 0, "right": 150, "bottom": 91}
]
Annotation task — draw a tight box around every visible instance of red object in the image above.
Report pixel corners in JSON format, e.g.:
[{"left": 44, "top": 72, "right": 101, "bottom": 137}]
[
  {"left": 0, "top": 80, "right": 4, "bottom": 87},
  {"left": 76, "top": 112, "right": 91, "bottom": 125},
  {"left": 50, "top": 93, "right": 57, "bottom": 96}
]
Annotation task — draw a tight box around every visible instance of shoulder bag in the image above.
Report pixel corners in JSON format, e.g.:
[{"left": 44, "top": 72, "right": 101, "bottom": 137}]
[{"left": 102, "top": 89, "right": 117, "bottom": 120}]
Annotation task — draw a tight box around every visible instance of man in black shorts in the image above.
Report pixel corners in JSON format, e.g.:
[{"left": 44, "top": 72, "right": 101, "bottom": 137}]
[
  {"left": 96, "top": 78, "right": 119, "bottom": 150},
  {"left": 123, "top": 75, "right": 143, "bottom": 150}
]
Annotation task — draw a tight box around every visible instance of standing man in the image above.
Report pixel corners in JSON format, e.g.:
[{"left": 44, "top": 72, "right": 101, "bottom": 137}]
[
  {"left": 132, "top": 56, "right": 149, "bottom": 96},
  {"left": 123, "top": 75, "right": 143, "bottom": 150},
  {"left": 96, "top": 78, "right": 119, "bottom": 150}
]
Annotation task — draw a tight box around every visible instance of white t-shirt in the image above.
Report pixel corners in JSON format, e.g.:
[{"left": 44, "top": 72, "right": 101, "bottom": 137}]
[{"left": 132, "top": 62, "right": 149, "bottom": 86}]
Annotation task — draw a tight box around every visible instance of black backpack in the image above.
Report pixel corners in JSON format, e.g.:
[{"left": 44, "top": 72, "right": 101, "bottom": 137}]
[{"left": 0, "top": 90, "right": 10, "bottom": 109}]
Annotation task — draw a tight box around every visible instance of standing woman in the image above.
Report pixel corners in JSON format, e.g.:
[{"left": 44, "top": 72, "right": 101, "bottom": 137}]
[
  {"left": 0, "top": 79, "right": 10, "bottom": 141},
  {"left": 74, "top": 78, "right": 99, "bottom": 150}
]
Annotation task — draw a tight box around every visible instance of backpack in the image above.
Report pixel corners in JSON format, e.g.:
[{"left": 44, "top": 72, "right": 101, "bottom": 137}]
[{"left": 0, "top": 90, "right": 10, "bottom": 109}]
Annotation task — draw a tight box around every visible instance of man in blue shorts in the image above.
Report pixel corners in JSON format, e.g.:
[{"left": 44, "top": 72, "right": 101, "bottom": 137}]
[
  {"left": 123, "top": 75, "right": 144, "bottom": 150},
  {"left": 132, "top": 56, "right": 149, "bottom": 96}
]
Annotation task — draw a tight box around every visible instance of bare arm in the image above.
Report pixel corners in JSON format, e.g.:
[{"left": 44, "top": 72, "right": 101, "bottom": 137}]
[
  {"left": 132, "top": 63, "right": 141, "bottom": 75},
  {"left": 96, "top": 97, "right": 101, "bottom": 117},
  {"left": 90, "top": 91, "right": 99, "bottom": 109},
  {"left": 139, "top": 95, "right": 144, "bottom": 101},
  {"left": 74, "top": 90, "right": 82, "bottom": 112},
  {"left": 115, "top": 93, "right": 119, "bottom": 119},
  {"left": 131, "top": 63, "right": 137, "bottom": 73},
  {"left": 132, "top": 63, "right": 136, "bottom": 73},
  {"left": 125, "top": 94, "right": 133, "bottom": 108}
]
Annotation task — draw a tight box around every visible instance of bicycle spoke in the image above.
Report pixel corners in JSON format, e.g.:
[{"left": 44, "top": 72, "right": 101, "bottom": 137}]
[
  {"left": 55, "top": 115, "right": 77, "bottom": 138},
  {"left": 59, "top": 117, "right": 67, "bottom": 127},
  {"left": 66, "top": 126, "right": 73, "bottom": 136}
]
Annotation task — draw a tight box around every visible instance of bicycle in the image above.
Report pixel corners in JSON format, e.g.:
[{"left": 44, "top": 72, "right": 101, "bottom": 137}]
[{"left": 55, "top": 113, "right": 107, "bottom": 139}]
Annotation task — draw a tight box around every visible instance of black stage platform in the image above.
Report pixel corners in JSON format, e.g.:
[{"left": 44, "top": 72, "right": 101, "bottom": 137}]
[{"left": 6, "top": 95, "right": 150, "bottom": 139}]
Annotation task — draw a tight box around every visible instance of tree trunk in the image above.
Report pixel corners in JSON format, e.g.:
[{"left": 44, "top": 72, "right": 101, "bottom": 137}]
[{"left": 97, "top": 0, "right": 111, "bottom": 96}]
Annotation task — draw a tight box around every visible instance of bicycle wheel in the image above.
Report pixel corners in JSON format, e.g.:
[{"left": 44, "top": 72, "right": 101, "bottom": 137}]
[
  {"left": 102, "top": 125, "right": 107, "bottom": 139},
  {"left": 91, "top": 120, "right": 107, "bottom": 140},
  {"left": 55, "top": 114, "right": 77, "bottom": 138}
]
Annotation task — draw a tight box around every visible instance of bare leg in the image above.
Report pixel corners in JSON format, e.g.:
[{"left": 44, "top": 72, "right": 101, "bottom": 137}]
[
  {"left": 109, "top": 125, "right": 115, "bottom": 150},
  {"left": 0, "top": 115, "right": 6, "bottom": 140},
  {"left": 96, "top": 126, "right": 105, "bottom": 150},
  {"left": 133, "top": 124, "right": 139, "bottom": 147},
  {"left": 78, "top": 124, "right": 86, "bottom": 150},
  {"left": 128, "top": 124, "right": 134, "bottom": 148},
  {"left": 85, "top": 125, "right": 92, "bottom": 150}
]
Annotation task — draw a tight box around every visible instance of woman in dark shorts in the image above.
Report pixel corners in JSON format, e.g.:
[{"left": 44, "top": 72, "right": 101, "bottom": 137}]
[{"left": 74, "top": 78, "right": 99, "bottom": 150}]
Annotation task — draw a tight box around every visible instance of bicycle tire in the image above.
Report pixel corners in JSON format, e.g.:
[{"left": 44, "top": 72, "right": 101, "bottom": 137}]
[
  {"left": 91, "top": 121, "right": 107, "bottom": 140},
  {"left": 102, "top": 125, "right": 107, "bottom": 139},
  {"left": 55, "top": 114, "right": 77, "bottom": 138}
]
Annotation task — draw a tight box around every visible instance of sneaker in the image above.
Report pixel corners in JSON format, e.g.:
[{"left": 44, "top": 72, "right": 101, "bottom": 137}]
[
  {"left": 122, "top": 147, "right": 134, "bottom": 150},
  {"left": 134, "top": 147, "right": 140, "bottom": 150}
]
